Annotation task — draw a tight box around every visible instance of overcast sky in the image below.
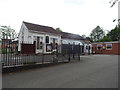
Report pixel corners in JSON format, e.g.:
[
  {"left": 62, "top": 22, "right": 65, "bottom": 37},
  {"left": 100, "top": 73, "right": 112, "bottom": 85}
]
[{"left": 0, "top": 0, "right": 118, "bottom": 36}]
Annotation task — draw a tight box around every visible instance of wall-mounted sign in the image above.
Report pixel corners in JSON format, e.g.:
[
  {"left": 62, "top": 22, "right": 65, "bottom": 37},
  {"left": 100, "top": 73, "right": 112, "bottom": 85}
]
[{"left": 46, "top": 44, "right": 52, "bottom": 52}]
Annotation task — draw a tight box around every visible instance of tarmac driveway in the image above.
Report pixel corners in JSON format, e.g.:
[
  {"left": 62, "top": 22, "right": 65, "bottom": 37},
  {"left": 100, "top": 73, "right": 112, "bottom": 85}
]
[{"left": 2, "top": 55, "right": 118, "bottom": 88}]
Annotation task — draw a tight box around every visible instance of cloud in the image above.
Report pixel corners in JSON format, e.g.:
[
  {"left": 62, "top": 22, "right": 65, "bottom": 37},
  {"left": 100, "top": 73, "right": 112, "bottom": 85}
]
[
  {"left": 0, "top": 0, "right": 118, "bottom": 36},
  {"left": 64, "top": 0, "right": 86, "bottom": 5}
]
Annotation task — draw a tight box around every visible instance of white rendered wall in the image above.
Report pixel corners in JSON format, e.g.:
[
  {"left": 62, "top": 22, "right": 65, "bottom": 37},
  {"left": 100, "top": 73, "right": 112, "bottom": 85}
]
[
  {"left": 26, "top": 31, "right": 61, "bottom": 53},
  {"left": 84, "top": 44, "right": 92, "bottom": 54},
  {"left": 18, "top": 23, "right": 29, "bottom": 51}
]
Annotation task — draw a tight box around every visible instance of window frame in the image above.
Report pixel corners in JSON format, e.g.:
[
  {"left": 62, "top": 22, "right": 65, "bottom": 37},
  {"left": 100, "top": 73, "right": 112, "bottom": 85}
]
[
  {"left": 45, "top": 36, "right": 49, "bottom": 44},
  {"left": 39, "top": 41, "right": 43, "bottom": 49},
  {"left": 106, "top": 44, "right": 112, "bottom": 50},
  {"left": 28, "top": 36, "right": 31, "bottom": 39},
  {"left": 97, "top": 44, "right": 102, "bottom": 50}
]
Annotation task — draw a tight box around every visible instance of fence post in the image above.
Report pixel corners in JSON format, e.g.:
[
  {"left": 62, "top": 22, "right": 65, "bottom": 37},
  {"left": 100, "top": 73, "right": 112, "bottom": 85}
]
[
  {"left": 68, "top": 43, "right": 71, "bottom": 62},
  {"left": 72, "top": 44, "right": 75, "bottom": 59},
  {"left": 5, "top": 44, "right": 8, "bottom": 66},
  {"left": 42, "top": 53, "right": 44, "bottom": 64},
  {"left": 34, "top": 41, "right": 36, "bottom": 54},
  {"left": 88, "top": 45, "right": 90, "bottom": 55},
  {"left": 78, "top": 43, "right": 80, "bottom": 61},
  {"left": 56, "top": 43, "right": 58, "bottom": 57},
  {"left": 42, "top": 44, "right": 44, "bottom": 64}
]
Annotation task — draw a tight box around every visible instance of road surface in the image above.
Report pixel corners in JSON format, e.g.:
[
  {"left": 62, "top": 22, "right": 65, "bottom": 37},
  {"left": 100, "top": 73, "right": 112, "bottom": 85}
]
[{"left": 2, "top": 55, "right": 118, "bottom": 88}]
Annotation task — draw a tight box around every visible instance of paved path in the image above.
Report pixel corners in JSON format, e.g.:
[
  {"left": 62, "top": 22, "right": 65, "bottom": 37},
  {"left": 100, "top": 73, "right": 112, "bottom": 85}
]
[{"left": 2, "top": 55, "right": 118, "bottom": 88}]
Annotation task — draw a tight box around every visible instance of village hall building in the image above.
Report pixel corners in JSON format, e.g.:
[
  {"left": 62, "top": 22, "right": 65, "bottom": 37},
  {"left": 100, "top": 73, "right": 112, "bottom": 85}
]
[
  {"left": 18, "top": 21, "right": 91, "bottom": 54},
  {"left": 92, "top": 41, "right": 120, "bottom": 55}
]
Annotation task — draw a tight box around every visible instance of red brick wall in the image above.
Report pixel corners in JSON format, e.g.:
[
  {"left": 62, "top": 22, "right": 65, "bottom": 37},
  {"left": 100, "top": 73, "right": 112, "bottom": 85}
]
[{"left": 92, "top": 43, "right": 120, "bottom": 55}]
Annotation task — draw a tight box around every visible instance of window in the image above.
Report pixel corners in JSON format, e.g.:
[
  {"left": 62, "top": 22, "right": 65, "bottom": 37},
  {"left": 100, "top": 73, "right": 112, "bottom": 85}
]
[
  {"left": 28, "top": 36, "right": 31, "bottom": 39},
  {"left": 40, "top": 42, "right": 43, "bottom": 49},
  {"left": 50, "top": 38, "right": 53, "bottom": 43},
  {"left": 97, "top": 44, "right": 102, "bottom": 50},
  {"left": 106, "top": 44, "right": 112, "bottom": 50},
  {"left": 55, "top": 38, "right": 58, "bottom": 43},
  {"left": 86, "top": 45, "right": 90, "bottom": 50},
  {"left": 33, "top": 36, "right": 37, "bottom": 41},
  {"left": 34, "top": 36, "right": 43, "bottom": 41},
  {"left": 36, "top": 36, "right": 43, "bottom": 49},
  {"left": 40, "top": 37, "right": 43, "bottom": 41},
  {"left": 45, "top": 36, "right": 49, "bottom": 43},
  {"left": 51, "top": 38, "right": 57, "bottom": 43}
]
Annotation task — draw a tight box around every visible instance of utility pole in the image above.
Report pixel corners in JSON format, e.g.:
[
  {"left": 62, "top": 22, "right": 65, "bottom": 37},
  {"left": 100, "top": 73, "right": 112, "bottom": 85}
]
[{"left": 118, "top": 1, "right": 120, "bottom": 25}]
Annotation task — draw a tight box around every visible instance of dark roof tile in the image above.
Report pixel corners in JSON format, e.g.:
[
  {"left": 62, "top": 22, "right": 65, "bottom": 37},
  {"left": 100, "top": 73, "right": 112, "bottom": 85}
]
[
  {"left": 60, "top": 32, "right": 85, "bottom": 40},
  {"left": 23, "top": 21, "right": 59, "bottom": 34}
]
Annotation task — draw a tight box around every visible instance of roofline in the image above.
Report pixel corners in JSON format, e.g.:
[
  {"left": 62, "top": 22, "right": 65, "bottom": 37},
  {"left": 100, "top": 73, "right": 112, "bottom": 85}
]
[
  {"left": 92, "top": 41, "right": 120, "bottom": 44},
  {"left": 61, "top": 38, "right": 85, "bottom": 41},
  {"left": 61, "top": 31, "right": 86, "bottom": 40},
  {"left": 61, "top": 31, "right": 81, "bottom": 36},
  {"left": 23, "top": 21, "right": 54, "bottom": 29}
]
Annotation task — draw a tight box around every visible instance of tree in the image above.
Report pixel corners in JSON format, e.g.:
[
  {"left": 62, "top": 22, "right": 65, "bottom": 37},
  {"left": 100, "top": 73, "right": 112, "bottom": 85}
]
[
  {"left": 110, "top": 0, "right": 120, "bottom": 25},
  {"left": 81, "top": 34, "right": 86, "bottom": 39},
  {"left": 106, "top": 25, "right": 120, "bottom": 41},
  {"left": 55, "top": 27, "right": 62, "bottom": 32},
  {"left": 109, "top": 0, "right": 119, "bottom": 7},
  {"left": 86, "top": 37, "right": 93, "bottom": 42},
  {"left": 0, "top": 26, "right": 18, "bottom": 40},
  {"left": 90, "top": 26, "right": 105, "bottom": 42},
  {"left": 98, "top": 37, "right": 111, "bottom": 42}
]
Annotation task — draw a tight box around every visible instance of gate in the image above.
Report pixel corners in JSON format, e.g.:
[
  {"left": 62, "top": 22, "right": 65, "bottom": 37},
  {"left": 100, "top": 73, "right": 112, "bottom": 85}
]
[
  {"left": 2, "top": 40, "right": 82, "bottom": 69},
  {"left": 21, "top": 41, "right": 36, "bottom": 54}
]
